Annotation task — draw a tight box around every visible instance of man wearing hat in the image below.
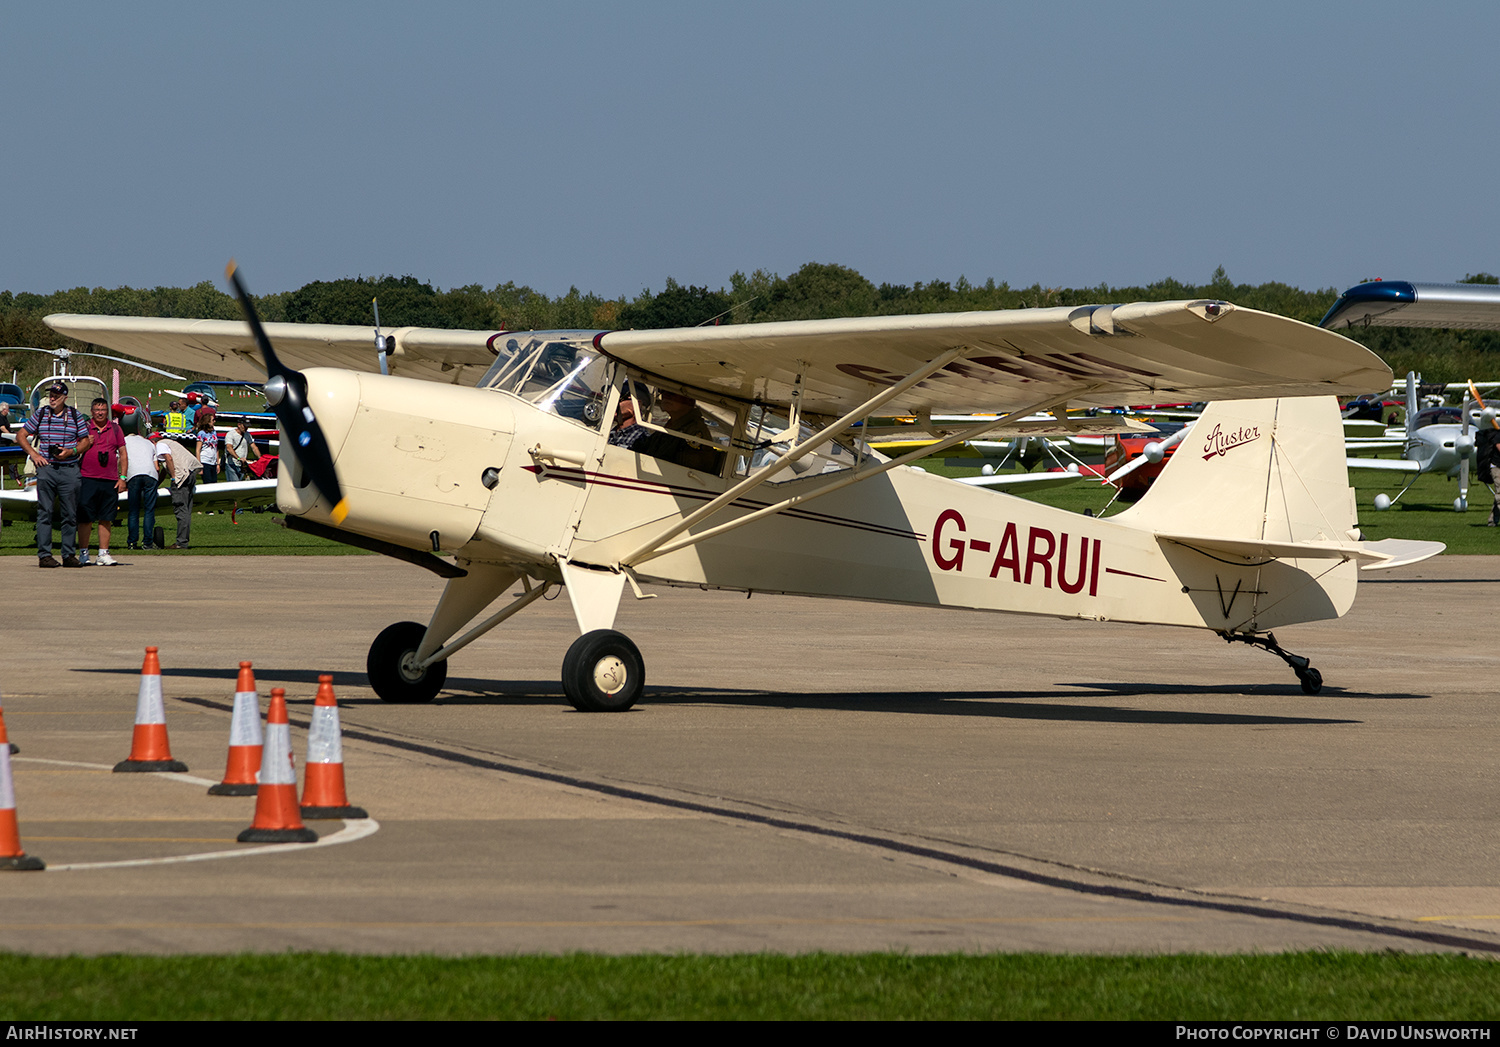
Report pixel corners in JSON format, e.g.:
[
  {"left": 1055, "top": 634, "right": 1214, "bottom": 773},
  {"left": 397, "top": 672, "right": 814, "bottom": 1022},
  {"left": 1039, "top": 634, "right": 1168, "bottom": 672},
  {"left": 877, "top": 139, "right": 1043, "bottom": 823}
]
[{"left": 17, "top": 382, "right": 93, "bottom": 567}]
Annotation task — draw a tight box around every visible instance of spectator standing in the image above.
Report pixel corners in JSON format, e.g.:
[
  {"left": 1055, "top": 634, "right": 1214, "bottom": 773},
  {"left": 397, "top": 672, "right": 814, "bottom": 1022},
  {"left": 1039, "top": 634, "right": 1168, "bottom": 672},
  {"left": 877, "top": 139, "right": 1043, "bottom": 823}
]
[
  {"left": 123, "top": 414, "right": 159, "bottom": 550},
  {"left": 224, "top": 419, "right": 253, "bottom": 482},
  {"left": 154, "top": 437, "right": 199, "bottom": 550},
  {"left": 78, "top": 398, "right": 127, "bottom": 566},
  {"left": 17, "top": 382, "right": 92, "bottom": 568},
  {"left": 197, "top": 417, "right": 220, "bottom": 484}
]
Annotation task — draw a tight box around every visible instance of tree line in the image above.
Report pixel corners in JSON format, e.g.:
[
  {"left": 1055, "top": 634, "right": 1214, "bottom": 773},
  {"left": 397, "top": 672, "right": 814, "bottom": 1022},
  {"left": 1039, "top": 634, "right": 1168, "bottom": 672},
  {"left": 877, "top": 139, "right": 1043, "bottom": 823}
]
[{"left": 2, "top": 264, "right": 1498, "bottom": 388}]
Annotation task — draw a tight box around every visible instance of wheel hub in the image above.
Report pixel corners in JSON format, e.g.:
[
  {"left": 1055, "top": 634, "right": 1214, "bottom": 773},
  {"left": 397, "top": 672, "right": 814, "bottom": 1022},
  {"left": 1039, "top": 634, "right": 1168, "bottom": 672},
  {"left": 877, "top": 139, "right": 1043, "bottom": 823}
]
[
  {"left": 593, "top": 655, "right": 627, "bottom": 695},
  {"left": 398, "top": 651, "right": 426, "bottom": 684}
]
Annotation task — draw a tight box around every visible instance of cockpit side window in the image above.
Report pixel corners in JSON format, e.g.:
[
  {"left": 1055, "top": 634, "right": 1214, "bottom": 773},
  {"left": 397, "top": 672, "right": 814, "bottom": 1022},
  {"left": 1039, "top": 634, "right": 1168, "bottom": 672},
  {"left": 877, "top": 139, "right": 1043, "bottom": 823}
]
[
  {"left": 732, "top": 406, "right": 868, "bottom": 481},
  {"left": 605, "top": 374, "right": 736, "bottom": 477}
]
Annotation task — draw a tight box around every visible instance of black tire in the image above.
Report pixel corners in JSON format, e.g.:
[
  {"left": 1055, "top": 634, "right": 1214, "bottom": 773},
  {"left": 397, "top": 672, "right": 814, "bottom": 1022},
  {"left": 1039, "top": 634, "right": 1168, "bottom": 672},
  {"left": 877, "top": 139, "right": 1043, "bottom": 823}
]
[
  {"left": 562, "top": 629, "right": 643, "bottom": 712},
  {"left": 1298, "top": 667, "right": 1323, "bottom": 695},
  {"left": 368, "top": 621, "right": 446, "bottom": 704}
]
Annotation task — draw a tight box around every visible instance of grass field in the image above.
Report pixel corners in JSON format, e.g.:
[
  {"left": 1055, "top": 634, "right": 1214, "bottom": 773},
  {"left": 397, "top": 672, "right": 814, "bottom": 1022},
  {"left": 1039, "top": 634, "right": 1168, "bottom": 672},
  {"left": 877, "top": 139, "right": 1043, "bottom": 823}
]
[{"left": 0, "top": 952, "right": 1495, "bottom": 1020}]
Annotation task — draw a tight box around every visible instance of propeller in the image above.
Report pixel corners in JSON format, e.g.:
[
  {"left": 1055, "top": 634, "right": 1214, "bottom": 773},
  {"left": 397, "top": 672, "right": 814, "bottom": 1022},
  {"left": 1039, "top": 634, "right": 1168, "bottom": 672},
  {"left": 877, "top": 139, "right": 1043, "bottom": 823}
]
[
  {"left": 372, "top": 297, "right": 391, "bottom": 377},
  {"left": 225, "top": 261, "right": 349, "bottom": 525}
]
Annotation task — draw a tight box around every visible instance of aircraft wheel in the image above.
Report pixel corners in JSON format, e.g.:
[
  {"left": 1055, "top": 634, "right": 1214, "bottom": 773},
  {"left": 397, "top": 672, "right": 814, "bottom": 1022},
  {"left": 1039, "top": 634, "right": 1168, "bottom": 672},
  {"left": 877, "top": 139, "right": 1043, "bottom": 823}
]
[
  {"left": 1298, "top": 667, "right": 1323, "bottom": 695},
  {"left": 368, "top": 621, "right": 446, "bottom": 704},
  {"left": 562, "top": 629, "right": 643, "bottom": 712}
]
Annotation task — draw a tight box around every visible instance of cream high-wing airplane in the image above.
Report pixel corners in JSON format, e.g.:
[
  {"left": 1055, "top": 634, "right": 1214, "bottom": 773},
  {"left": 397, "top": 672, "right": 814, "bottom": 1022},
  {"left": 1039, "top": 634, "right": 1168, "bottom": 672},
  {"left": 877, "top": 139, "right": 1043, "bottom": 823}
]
[{"left": 46, "top": 274, "right": 1440, "bottom": 707}]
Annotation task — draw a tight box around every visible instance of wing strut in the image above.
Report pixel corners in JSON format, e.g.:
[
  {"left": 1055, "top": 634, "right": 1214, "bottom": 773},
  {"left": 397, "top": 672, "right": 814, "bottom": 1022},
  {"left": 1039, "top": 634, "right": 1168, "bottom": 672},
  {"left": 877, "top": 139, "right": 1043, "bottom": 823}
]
[
  {"left": 616, "top": 345, "right": 970, "bottom": 566},
  {"left": 622, "top": 383, "right": 1096, "bottom": 568}
]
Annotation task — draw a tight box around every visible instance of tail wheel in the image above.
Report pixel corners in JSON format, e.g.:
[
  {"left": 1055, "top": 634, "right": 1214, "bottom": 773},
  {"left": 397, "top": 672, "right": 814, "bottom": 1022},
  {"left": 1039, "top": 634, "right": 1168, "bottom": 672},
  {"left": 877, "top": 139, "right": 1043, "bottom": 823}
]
[
  {"left": 368, "top": 621, "right": 446, "bottom": 704},
  {"left": 562, "top": 629, "right": 643, "bottom": 712}
]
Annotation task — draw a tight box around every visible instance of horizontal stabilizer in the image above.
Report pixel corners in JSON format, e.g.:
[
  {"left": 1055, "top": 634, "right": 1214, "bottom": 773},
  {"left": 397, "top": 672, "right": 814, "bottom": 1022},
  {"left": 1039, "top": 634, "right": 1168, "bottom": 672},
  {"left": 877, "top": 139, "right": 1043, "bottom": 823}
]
[
  {"left": 1355, "top": 537, "right": 1446, "bottom": 571},
  {"left": 1159, "top": 533, "right": 1387, "bottom": 565},
  {"left": 1157, "top": 532, "right": 1444, "bottom": 571}
]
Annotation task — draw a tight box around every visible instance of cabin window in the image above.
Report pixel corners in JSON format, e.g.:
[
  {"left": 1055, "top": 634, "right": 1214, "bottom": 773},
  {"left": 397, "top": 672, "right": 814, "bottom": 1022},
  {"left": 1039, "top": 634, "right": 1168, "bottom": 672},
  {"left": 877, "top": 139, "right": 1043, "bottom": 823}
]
[
  {"left": 606, "top": 378, "right": 734, "bottom": 476},
  {"left": 733, "top": 406, "right": 868, "bottom": 481},
  {"left": 479, "top": 334, "right": 611, "bottom": 430}
]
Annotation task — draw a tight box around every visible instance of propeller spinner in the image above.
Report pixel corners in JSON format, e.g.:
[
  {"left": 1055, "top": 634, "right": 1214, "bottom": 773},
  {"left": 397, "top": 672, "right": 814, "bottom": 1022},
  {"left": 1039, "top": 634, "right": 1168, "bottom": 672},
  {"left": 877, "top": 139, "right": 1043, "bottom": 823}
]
[{"left": 225, "top": 261, "right": 349, "bottom": 525}]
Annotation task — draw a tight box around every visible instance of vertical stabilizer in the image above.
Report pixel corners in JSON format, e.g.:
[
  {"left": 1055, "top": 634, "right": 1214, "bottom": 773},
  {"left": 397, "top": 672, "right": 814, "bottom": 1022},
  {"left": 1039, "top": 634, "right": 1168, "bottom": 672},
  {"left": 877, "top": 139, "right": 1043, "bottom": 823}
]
[{"left": 1114, "top": 396, "right": 1357, "bottom": 546}]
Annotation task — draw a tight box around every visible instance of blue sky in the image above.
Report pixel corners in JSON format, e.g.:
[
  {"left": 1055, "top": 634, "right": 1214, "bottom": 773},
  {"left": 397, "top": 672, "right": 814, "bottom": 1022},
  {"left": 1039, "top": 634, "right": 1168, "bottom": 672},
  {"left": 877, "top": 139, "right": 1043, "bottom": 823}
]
[{"left": 6, "top": 1, "right": 1498, "bottom": 299}]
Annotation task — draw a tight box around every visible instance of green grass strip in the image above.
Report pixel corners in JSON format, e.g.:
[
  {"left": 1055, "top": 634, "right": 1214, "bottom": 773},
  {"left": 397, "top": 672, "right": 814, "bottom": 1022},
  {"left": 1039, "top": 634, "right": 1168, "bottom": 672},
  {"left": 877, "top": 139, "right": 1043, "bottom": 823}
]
[{"left": 1, "top": 952, "right": 1497, "bottom": 1020}]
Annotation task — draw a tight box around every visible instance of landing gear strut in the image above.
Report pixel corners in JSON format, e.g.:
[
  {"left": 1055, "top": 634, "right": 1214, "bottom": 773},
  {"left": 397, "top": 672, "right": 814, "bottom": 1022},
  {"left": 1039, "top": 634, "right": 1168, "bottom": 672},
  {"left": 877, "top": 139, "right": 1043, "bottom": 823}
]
[
  {"left": 368, "top": 621, "right": 448, "bottom": 703},
  {"left": 1221, "top": 630, "right": 1323, "bottom": 694},
  {"left": 562, "top": 629, "right": 644, "bottom": 712}
]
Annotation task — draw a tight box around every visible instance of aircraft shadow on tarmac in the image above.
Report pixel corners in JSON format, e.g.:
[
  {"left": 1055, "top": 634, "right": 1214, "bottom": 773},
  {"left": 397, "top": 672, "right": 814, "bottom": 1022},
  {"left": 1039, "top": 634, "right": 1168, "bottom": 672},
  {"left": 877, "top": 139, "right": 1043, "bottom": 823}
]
[{"left": 78, "top": 667, "right": 1430, "bottom": 725}]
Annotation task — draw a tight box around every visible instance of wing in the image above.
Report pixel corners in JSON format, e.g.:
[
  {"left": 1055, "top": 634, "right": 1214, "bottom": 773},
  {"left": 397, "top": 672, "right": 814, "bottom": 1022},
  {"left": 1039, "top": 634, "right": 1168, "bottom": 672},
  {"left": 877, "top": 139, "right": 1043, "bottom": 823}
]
[
  {"left": 1321, "top": 281, "right": 1500, "bottom": 331},
  {"left": 1345, "top": 456, "right": 1423, "bottom": 473},
  {"left": 43, "top": 315, "right": 506, "bottom": 385},
  {"left": 952, "top": 471, "right": 1085, "bottom": 492},
  {"left": 598, "top": 300, "right": 1390, "bottom": 415},
  {"left": 0, "top": 479, "right": 276, "bottom": 522}
]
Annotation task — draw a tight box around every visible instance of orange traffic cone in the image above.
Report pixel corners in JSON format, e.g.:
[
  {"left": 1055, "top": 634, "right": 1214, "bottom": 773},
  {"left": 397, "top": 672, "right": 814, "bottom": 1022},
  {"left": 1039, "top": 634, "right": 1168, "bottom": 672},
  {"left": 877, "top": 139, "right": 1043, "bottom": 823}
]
[
  {"left": 0, "top": 709, "right": 44, "bottom": 870},
  {"left": 300, "top": 675, "right": 367, "bottom": 820},
  {"left": 209, "top": 662, "right": 263, "bottom": 796},
  {"left": 237, "top": 689, "right": 317, "bottom": 844},
  {"left": 114, "top": 647, "right": 188, "bottom": 773}
]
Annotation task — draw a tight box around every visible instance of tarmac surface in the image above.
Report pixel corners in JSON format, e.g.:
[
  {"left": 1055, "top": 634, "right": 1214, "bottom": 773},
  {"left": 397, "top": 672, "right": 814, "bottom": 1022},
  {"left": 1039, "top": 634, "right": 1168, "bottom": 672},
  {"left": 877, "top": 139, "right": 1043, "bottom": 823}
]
[{"left": 1, "top": 552, "right": 1497, "bottom": 955}]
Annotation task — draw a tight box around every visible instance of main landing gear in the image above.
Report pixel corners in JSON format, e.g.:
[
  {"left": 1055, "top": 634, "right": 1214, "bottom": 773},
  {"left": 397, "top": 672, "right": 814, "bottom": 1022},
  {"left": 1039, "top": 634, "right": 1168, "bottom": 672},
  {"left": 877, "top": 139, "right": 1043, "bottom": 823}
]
[
  {"left": 367, "top": 621, "right": 448, "bottom": 704},
  {"left": 562, "top": 629, "right": 644, "bottom": 712},
  {"left": 366, "top": 622, "right": 645, "bottom": 712},
  {"left": 1221, "top": 630, "right": 1323, "bottom": 694},
  {"left": 366, "top": 565, "right": 646, "bottom": 711}
]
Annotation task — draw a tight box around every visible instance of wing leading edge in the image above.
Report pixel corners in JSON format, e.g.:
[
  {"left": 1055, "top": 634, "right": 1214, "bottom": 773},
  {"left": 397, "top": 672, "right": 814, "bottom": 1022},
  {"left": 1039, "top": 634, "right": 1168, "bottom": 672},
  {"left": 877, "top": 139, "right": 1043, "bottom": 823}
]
[
  {"left": 598, "top": 300, "right": 1389, "bottom": 415},
  {"left": 43, "top": 315, "right": 504, "bottom": 385},
  {"left": 48, "top": 298, "right": 1390, "bottom": 415}
]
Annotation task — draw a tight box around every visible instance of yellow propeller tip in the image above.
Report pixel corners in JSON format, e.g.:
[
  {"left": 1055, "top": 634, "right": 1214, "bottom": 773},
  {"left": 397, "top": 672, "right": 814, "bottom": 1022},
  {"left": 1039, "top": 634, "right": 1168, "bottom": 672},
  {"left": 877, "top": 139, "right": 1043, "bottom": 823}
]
[
  {"left": 330, "top": 499, "right": 350, "bottom": 525},
  {"left": 225, "top": 259, "right": 237, "bottom": 280}
]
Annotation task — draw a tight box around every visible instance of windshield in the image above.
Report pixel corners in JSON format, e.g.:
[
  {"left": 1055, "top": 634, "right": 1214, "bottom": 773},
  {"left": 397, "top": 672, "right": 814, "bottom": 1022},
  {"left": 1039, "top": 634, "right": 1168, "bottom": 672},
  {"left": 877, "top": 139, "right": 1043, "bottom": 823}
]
[{"left": 478, "top": 332, "right": 610, "bottom": 429}]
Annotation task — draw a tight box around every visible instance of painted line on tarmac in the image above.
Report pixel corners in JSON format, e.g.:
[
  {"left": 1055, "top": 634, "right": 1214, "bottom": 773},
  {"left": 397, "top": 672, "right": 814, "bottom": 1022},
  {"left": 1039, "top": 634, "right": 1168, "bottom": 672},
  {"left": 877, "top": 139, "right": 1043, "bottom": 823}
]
[
  {"left": 177, "top": 696, "right": 1500, "bottom": 956},
  {"left": 0, "top": 914, "right": 1199, "bottom": 932},
  {"left": 14, "top": 756, "right": 381, "bottom": 871}
]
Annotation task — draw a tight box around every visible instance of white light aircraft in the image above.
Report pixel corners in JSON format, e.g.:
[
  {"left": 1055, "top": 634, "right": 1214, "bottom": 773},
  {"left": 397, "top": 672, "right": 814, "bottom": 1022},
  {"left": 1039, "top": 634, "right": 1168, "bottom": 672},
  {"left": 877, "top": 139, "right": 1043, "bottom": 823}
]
[
  {"left": 46, "top": 273, "right": 1440, "bottom": 705},
  {"left": 1322, "top": 280, "right": 1500, "bottom": 510}
]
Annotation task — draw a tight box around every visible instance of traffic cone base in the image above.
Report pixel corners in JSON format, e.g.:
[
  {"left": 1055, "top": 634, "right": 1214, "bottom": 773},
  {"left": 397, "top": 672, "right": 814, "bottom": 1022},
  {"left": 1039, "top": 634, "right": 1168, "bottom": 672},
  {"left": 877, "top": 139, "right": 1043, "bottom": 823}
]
[
  {"left": 208, "top": 781, "right": 259, "bottom": 796},
  {"left": 238, "top": 825, "right": 318, "bottom": 844},
  {"left": 300, "top": 804, "right": 368, "bottom": 819},
  {"left": 0, "top": 855, "right": 45, "bottom": 870},
  {"left": 114, "top": 759, "right": 189, "bottom": 772}
]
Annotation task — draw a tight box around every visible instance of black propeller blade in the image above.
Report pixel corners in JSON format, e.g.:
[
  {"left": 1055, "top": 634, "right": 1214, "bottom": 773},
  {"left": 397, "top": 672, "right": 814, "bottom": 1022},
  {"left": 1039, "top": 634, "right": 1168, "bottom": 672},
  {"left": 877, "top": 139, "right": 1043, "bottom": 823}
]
[{"left": 225, "top": 261, "right": 349, "bottom": 525}]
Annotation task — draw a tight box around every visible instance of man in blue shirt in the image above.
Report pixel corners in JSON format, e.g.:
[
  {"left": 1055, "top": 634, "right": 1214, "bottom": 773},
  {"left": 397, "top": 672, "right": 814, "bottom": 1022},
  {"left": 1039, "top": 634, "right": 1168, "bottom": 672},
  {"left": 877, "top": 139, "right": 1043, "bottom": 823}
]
[{"left": 17, "top": 383, "right": 93, "bottom": 567}]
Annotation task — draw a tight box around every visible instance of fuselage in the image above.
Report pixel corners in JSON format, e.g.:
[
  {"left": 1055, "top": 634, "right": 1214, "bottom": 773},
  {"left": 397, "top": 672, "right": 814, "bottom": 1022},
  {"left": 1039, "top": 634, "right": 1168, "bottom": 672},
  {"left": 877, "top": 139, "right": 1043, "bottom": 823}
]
[{"left": 281, "top": 353, "right": 1361, "bottom": 637}]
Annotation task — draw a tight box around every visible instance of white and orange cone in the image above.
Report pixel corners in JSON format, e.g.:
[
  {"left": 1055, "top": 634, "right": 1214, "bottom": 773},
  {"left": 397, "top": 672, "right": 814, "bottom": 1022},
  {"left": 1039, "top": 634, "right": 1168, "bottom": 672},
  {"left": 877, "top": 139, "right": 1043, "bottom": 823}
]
[
  {"left": 114, "top": 647, "right": 188, "bottom": 773},
  {"left": 0, "top": 709, "right": 44, "bottom": 870},
  {"left": 237, "top": 688, "right": 317, "bottom": 844},
  {"left": 300, "top": 675, "right": 367, "bottom": 820},
  {"left": 209, "top": 662, "right": 263, "bottom": 796}
]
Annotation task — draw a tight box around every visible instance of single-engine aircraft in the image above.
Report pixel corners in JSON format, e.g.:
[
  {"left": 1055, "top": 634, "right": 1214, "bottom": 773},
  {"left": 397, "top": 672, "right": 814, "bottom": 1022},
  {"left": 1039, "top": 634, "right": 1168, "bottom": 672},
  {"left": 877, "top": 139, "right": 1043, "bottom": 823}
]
[{"left": 45, "top": 272, "right": 1441, "bottom": 706}]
